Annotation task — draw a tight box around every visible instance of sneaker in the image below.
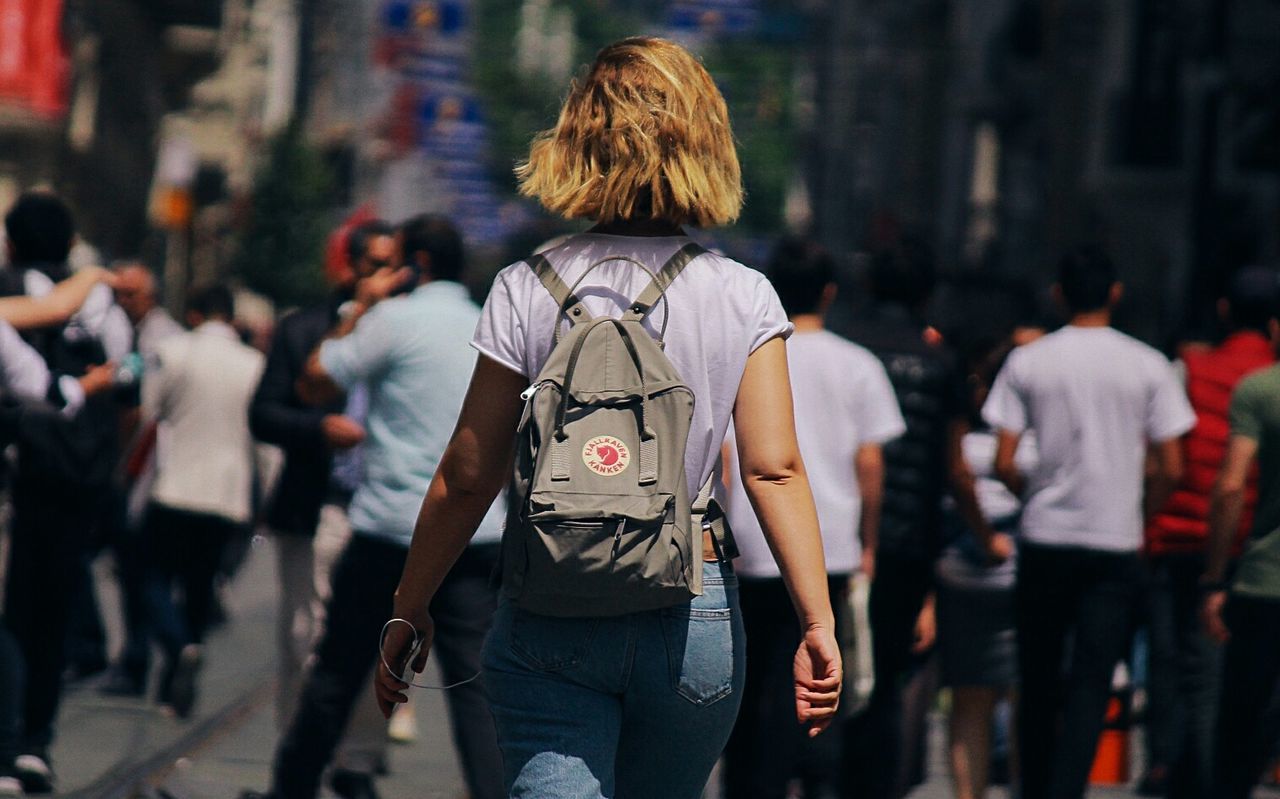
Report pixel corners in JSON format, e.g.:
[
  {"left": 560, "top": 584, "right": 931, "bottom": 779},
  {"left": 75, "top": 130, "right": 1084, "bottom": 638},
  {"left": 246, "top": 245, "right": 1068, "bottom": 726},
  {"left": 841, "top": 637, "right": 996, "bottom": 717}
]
[
  {"left": 329, "top": 769, "right": 380, "bottom": 799},
  {"left": 387, "top": 703, "right": 417, "bottom": 744},
  {"left": 0, "top": 775, "right": 22, "bottom": 797},
  {"left": 14, "top": 754, "right": 52, "bottom": 794},
  {"left": 167, "top": 644, "right": 202, "bottom": 719}
]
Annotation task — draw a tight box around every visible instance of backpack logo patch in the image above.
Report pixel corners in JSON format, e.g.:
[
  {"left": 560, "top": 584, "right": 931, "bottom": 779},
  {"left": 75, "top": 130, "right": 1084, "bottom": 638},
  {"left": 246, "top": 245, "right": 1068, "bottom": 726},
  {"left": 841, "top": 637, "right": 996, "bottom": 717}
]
[{"left": 583, "top": 436, "right": 630, "bottom": 477}]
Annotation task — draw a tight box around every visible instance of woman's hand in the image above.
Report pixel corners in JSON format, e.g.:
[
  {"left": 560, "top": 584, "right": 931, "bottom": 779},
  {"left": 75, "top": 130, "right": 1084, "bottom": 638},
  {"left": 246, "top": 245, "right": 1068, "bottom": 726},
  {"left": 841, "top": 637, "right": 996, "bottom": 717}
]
[
  {"left": 793, "top": 623, "right": 842, "bottom": 737},
  {"left": 373, "top": 611, "right": 434, "bottom": 718}
]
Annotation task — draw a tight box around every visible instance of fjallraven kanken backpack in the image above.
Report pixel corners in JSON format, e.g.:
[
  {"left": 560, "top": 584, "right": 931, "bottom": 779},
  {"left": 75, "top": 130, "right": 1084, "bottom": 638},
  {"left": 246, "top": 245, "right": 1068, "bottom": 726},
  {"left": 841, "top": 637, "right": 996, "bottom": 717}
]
[{"left": 501, "top": 242, "right": 731, "bottom": 616}]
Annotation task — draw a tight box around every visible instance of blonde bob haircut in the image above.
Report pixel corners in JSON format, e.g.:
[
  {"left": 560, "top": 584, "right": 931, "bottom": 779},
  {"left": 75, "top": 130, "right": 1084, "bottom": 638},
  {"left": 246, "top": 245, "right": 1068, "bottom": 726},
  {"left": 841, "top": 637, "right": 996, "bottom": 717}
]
[{"left": 516, "top": 37, "right": 743, "bottom": 228}]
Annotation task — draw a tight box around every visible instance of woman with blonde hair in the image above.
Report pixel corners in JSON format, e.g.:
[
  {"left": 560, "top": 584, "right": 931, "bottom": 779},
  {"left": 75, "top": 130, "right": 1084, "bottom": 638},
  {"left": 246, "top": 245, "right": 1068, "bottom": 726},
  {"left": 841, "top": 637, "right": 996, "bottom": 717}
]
[{"left": 376, "top": 37, "right": 840, "bottom": 797}]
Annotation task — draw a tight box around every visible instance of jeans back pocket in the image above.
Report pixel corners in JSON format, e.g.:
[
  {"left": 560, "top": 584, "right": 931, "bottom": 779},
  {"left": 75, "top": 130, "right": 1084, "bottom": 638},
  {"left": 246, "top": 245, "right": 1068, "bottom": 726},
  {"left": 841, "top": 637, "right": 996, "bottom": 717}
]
[{"left": 660, "top": 599, "right": 741, "bottom": 706}]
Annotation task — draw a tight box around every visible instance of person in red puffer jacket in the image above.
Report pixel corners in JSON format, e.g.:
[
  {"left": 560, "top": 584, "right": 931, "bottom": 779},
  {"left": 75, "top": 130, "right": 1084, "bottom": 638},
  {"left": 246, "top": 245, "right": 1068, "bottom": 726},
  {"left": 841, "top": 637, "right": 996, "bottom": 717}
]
[{"left": 1141, "top": 266, "right": 1278, "bottom": 799}]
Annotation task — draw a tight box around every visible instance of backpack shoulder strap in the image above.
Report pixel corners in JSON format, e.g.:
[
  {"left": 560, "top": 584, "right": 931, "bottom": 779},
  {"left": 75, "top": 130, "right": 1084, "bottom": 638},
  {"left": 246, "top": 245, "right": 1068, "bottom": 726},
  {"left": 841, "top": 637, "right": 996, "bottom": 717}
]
[
  {"left": 622, "top": 242, "right": 708, "bottom": 322},
  {"left": 525, "top": 254, "right": 592, "bottom": 328}
]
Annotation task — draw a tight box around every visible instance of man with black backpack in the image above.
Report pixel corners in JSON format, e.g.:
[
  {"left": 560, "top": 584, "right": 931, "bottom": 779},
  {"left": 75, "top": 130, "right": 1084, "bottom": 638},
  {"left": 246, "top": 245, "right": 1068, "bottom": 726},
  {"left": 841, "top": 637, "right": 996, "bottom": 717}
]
[{"left": 0, "top": 191, "right": 128, "bottom": 793}]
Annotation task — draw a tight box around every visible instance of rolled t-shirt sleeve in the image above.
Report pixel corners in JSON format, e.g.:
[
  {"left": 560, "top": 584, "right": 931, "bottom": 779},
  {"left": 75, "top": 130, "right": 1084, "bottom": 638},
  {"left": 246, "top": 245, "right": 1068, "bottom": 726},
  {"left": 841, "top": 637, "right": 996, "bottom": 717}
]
[
  {"left": 982, "top": 353, "right": 1028, "bottom": 434},
  {"left": 470, "top": 270, "right": 528, "bottom": 377},
  {"left": 1229, "top": 377, "right": 1265, "bottom": 442},
  {"left": 857, "top": 359, "right": 907, "bottom": 445},
  {"left": 749, "top": 277, "right": 794, "bottom": 353},
  {"left": 319, "top": 305, "right": 395, "bottom": 390},
  {"left": 1146, "top": 361, "right": 1197, "bottom": 442}
]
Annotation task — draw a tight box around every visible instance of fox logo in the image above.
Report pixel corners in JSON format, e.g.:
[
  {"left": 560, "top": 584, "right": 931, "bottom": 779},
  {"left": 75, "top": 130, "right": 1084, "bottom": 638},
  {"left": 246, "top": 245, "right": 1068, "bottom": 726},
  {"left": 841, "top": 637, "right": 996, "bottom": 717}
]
[{"left": 582, "top": 436, "right": 631, "bottom": 477}]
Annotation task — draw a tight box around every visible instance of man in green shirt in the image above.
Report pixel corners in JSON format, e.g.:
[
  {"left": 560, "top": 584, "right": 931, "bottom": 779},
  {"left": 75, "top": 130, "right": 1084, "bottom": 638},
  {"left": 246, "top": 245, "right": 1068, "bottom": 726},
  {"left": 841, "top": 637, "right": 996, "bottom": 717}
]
[{"left": 1201, "top": 282, "right": 1280, "bottom": 799}]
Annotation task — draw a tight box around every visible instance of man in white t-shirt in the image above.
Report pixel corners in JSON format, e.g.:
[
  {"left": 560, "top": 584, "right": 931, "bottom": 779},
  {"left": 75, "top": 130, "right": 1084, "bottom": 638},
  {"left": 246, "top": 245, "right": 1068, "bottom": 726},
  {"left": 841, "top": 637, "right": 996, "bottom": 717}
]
[
  {"left": 982, "top": 246, "right": 1196, "bottom": 799},
  {"left": 721, "top": 238, "right": 906, "bottom": 799}
]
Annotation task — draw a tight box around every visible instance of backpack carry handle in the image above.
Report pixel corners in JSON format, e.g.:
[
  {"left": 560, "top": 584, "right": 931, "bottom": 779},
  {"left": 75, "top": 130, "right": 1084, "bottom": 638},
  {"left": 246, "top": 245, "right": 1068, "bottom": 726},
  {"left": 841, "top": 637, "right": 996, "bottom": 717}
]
[
  {"left": 558, "top": 257, "right": 667, "bottom": 344},
  {"left": 525, "top": 243, "right": 707, "bottom": 345}
]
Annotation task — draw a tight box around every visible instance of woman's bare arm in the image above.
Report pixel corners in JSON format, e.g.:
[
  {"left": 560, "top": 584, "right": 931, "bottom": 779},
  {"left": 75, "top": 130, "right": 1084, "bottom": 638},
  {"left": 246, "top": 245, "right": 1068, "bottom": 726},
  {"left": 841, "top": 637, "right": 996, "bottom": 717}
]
[
  {"left": 376, "top": 355, "right": 525, "bottom": 714},
  {"left": 733, "top": 337, "right": 841, "bottom": 734},
  {"left": 734, "top": 338, "right": 832, "bottom": 629},
  {"left": 0, "top": 267, "right": 112, "bottom": 330}
]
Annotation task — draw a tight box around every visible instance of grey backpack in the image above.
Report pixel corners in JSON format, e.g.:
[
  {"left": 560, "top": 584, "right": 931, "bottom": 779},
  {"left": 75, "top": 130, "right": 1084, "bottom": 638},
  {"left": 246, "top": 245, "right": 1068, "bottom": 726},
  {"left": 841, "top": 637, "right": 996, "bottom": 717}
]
[{"left": 500, "top": 243, "right": 733, "bottom": 617}]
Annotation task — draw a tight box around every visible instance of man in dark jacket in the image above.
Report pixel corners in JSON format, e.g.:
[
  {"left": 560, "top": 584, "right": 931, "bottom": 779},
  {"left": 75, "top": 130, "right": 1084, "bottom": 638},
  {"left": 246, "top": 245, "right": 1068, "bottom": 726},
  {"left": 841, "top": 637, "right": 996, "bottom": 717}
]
[
  {"left": 838, "top": 239, "right": 970, "bottom": 799},
  {"left": 249, "top": 219, "right": 397, "bottom": 799},
  {"left": 1, "top": 191, "right": 126, "bottom": 793}
]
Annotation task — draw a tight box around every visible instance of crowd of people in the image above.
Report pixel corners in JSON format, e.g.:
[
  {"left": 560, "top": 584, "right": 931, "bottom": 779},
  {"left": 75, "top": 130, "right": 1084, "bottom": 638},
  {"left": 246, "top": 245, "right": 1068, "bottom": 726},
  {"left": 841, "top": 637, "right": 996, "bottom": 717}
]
[{"left": 0, "top": 35, "right": 1278, "bottom": 799}]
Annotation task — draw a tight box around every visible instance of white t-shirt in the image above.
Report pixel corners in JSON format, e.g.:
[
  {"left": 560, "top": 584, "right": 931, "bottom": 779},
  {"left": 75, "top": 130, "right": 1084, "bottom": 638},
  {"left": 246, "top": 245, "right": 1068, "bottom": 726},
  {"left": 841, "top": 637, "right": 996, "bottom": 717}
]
[
  {"left": 725, "top": 330, "right": 906, "bottom": 578},
  {"left": 471, "top": 233, "right": 792, "bottom": 499},
  {"left": 981, "top": 325, "right": 1196, "bottom": 552}
]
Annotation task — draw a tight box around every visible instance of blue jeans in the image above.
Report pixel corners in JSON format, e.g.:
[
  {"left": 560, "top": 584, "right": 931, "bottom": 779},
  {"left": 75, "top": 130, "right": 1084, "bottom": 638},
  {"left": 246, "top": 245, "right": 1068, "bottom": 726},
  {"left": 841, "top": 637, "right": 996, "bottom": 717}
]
[{"left": 483, "top": 560, "right": 745, "bottom": 798}]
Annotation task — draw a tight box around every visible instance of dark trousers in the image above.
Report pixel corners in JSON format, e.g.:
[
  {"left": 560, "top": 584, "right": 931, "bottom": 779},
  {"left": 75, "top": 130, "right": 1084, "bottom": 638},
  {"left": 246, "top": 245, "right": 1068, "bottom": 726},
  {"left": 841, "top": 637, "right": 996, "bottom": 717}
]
[
  {"left": 114, "top": 520, "right": 154, "bottom": 683},
  {"left": 723, "top": 576, "right": 847, "bottom": 799},
  {"left": 272, "top": 535, "right": 504, "bottom": 799},
  {"left": 1144, "top": 553, "right": 1220, "bottom": 799},
  {"left": 842, "top": 551, "right": 934, "bottom": 799},
  {"left": 141, "top": 504, "right": 236, "bottom": 659},
  {"left": 1212, "top": 594, "right": 1280, "bottom": 799},
  {"left": 3, "top": 477, "right": 98, "bottom": 754},
  {"left": 64, "top": 547, "right": 108, "bottom": 675},
  {"left": 0, "top": 622, "right": 24, "bottom": 771},
  {"left": 1016, "top": 543, "right": 1142, "bottom": 799}
]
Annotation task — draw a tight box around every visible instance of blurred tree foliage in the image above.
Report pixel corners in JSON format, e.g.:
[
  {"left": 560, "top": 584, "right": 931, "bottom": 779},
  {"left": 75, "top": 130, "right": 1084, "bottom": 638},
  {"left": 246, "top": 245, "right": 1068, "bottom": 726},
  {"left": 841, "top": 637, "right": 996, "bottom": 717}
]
[
  {"left": 473, "top": 0, "right": 804, "bottom": 234},
  {"left": 234, "top": 124, "right": 335, "bottom": 307}
]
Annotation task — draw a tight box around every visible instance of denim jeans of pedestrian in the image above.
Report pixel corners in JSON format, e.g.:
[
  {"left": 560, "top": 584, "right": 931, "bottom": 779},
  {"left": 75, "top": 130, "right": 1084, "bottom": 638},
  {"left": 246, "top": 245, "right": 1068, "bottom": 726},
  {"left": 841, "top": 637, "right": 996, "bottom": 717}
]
[
  {"left": 0, "top": 622, "right": 24, "bottom": 772},
  {"left": 1143, "top": 553, "right": 1220, "bottom": 799},
  {"left": 272, "top": 535, "right": 504, "bottom": 799},
  {"left": 723, "top": 575, "right": 847, "bottom": 799},
  {"left": 482, "top": 560, "right": 745, "bottom": 799},
  {"left": 1016, "top": 543, "right": 1141, "bottom": 799}
]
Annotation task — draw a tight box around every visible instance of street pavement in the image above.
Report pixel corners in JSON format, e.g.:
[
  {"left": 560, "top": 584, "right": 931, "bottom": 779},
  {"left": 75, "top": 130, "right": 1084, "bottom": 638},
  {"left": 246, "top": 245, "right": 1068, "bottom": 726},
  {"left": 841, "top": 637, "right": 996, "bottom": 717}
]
[{"left": 48, "top": 537, "right": 1155, "bottom": 799}]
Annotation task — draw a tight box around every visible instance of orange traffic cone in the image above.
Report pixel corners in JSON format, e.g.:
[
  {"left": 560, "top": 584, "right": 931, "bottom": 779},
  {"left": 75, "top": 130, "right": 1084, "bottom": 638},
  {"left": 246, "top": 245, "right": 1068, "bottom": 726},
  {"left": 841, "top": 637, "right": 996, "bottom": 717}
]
[{"left": 1090, "top": 664, "right": 1132, "bottom": 786}]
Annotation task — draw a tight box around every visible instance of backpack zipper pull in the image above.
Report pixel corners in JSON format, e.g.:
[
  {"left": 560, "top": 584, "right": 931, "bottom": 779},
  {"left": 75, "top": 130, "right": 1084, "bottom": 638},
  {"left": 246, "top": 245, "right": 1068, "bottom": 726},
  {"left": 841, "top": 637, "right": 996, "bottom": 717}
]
[{"left": 611, "top": 518, "right": 625, "bottom": 560}]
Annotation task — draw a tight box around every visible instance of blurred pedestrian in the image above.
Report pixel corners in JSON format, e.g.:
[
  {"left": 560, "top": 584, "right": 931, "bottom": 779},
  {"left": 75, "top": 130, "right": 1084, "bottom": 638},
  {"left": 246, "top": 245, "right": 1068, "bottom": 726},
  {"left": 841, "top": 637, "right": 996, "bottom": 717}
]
[
  {"left": 249, "top": 219, "right": 396, "bottom": 797},
  {"left": 112, "top": 262, "right": 183, "bottom": 358},
  {"left": 0, "top": 191, "right": 125, "bottom": 793},
  {"left": 138, "top": 284, "right": 264, "bottom": 718},
  {"left": 1198, "top": 269, "right": 1280, "bottom": 799},
  {"left": 936, "top": 333, "right": 1038, "bottom": 799},
  {"left": 254, "top": 215, "right": 505, "bottom": 799},
  {"left": 982, "top": 246, "right": 1196, "bottom": 799},
  {"left": 1141, "top": 266, "right": 1277, "bottom": 799},
  {"left": 375, "top": 37, "right": 840, "bottom": 799},
  {"left": 840, "top": 238, "right": 968, "bottom": 799},
  {"left": 99, "top": 261, "right": 187, "bottom": 698},
  {"left": 722, "top": 237, "right": 905, "bottom": 799}
]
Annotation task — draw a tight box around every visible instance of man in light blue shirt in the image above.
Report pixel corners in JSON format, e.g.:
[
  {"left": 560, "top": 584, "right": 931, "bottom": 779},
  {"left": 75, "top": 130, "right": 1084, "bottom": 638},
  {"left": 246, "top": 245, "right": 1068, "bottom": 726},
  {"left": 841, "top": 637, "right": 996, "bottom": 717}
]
[{"left": 258, "top": 216, "right": 504, "bottom": 799}]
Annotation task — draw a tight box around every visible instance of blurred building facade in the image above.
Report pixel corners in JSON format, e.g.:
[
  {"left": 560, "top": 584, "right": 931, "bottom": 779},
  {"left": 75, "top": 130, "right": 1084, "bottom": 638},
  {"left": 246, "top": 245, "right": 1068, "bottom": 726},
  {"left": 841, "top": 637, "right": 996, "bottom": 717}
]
[{"left": 810, "top": 0, "right": 1280, "bottom": 342}]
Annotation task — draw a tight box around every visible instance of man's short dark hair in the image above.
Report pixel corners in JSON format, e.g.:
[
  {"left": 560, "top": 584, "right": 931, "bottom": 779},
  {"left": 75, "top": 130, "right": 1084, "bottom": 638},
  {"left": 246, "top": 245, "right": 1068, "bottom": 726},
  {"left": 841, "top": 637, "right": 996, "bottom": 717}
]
[
  {"left": 869, "top": 237, "right": 936, "bottom": 309},
  {"left": 5, "top": 191, "right": 75, "bottom": 265},
  {"left": 1057, "top": 245, "right": 1117, "bottom": 314},
  {"left": 187, "top": 284, "right": 235, "bottom": 320},
  {"left": 400, "top": 215, "right": 464, "bottom": 282},
  {"left": 1225, "top": 265, "right": 1279, "bottom": 333},
  {"left": 766, "top": 237, "right": 835, "bottom": 316},
  {"left": 345, "top": 220, "right": 396, "bottom": 265}
]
